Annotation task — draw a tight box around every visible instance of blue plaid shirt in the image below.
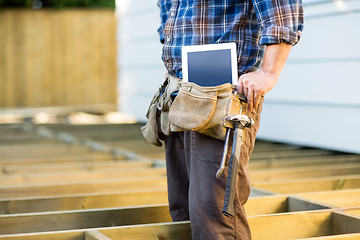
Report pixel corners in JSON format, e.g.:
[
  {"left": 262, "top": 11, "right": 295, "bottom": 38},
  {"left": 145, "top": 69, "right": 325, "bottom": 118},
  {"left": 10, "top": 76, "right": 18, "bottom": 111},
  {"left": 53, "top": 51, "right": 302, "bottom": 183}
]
[{"left": 157, "top": 0, "right": 304, "bottom": 79}]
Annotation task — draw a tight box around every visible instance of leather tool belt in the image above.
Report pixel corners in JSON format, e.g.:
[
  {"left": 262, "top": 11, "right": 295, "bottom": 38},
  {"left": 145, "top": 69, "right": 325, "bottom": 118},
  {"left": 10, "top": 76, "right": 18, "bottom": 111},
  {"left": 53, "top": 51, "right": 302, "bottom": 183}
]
[{"left": 141, "top": 76, "right": 246, "bottom": 146}]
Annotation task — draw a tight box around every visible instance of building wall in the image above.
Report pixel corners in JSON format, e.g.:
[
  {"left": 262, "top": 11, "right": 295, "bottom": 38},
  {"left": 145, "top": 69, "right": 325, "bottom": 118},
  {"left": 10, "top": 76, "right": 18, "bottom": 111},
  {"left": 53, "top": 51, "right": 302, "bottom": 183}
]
[
  {"left": 117, "top": 1, "right": 164, "bottom": 119},
  {"left": 117, "top": 0, "right": 360, "bottom": 153},
  {"left": 257, "top": 0, "right": 360, "bottom": 153}
]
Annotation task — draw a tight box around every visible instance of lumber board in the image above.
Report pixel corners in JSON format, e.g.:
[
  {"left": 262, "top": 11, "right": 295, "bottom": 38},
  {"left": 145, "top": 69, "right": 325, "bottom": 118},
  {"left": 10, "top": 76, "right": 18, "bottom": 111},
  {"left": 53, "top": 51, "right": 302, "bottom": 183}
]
[
  {"left": 343, "top": 208, "right": 360, "bottom": 217},
  {"left": 249, "top": 155, "right": 360, "bottom": 170},
  {"left": 0, "top": 177, "right": 167, "bottom": 198},
  {"left": 0, "top": 231, "right": 84, "bottom": 240},
  {"left": 2, "top": 209, "right": 359, "bottom": 240},
  {"left": 0, "top": 167, "right": 166, "bottom": 186},
  {"left": 296, "top": 233, "right": 360, "bottom": 240},
  {"left": 0, "top": 187, "right": 270, "bottom": 214},
  {"left": 249, "top": 211, "right": 332, "bottom": 239},
  {"left": 0, "top": 153, "right": 118, "bottom": 166},
  {"left": 0, "top": 160, "right": 153, "bottom": 175},
  {"left": 252, "top": 175, "right": 360, "bottom": 194},
  {"left": 250, "top": 164, "right": 360, "bottom": 182},
  {"left": 85, "top": 230, "right": 111, "bottom": 240},
  {"left": 298, "top": 189, "right": 360, "bottom": 208},
  {"left": 98, "top": 222, "right": 192, "bottom": 240},
  {"left": 0, "top": 190, "right": 168, "bottom": 214},
  {"left": 0, "top": 222, "right": 191, "bottom": 240},
  {"left": 250, "top": 149, "right": 335, "bottom": 160},
  {"left": 0, "top": 205, "right": 172, "bottom": 235},
  {"left": 0, "top": 145, "right": 97, "bottom": 156},
  {"left": 331, "top": 211, "right": 360, "bottom": 235},
  {"left": 287, "top": 196, "right": 331, "bottom": 212}
]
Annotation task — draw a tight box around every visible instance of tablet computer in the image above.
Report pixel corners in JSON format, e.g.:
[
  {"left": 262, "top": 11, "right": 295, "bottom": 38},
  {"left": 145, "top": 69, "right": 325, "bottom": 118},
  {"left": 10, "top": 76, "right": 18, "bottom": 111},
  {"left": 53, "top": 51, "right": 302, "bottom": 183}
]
[{"left": 182, "top": 42, "right": 238, "bottom": 87}]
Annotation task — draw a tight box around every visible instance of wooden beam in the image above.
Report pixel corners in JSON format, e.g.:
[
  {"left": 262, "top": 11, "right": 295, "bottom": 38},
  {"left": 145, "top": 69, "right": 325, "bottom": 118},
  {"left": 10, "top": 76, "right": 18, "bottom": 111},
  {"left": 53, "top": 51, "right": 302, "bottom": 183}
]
[
  {"left": 252, "top": 175, "right": 360, "bottom": 194},
  {"left": 250, "top": 164, "right": 360, "bottom": 182},
  {"left": 249, "top": 210, "right": 333, "bottom": 240},
  {"left": 85, "top": 230, "right": 111, "bottom": 240},
  {"left": 296, "top": 233, "right": 360, "bottom": 239},
  {"left": 250, "top": 155, "right": 360, "bottom": 170},
  {"left": 2, "top": 209, "right": 359, "bottom": 240},
  {"left": 0, "top": 168, "right": 166, "bottom": 186},
  {"left": 0, "top": 176, "right": 167, "bottom": 198},
  {"left": 0, "top": 190, "right": 168, "bottom": 214},
  {"left": 287, "top": 196, "right": 331, "bottom": 212},
  {"left": 0, "top": 160, "right": 153, "bottom": 176},
  {"left": 0, "top": 152, "right": 118, "bottom": 166},
  {"left": 298, "top": 189, "right": 360, "bottom": 208},
  {"left": 250, "top": 149, "right": 334, "bottom": 160},
  {"left": 342, "top": 208, "right": 360, "bottom": 217},
  {"left": 0, "top": 193, "right": 328, "bottom": 216},
  {"left": 331, "top": 211, "right": 360, "bottom": 235},
  {"left": 0, "top": 205, "right": 172, "bottom": 235}
]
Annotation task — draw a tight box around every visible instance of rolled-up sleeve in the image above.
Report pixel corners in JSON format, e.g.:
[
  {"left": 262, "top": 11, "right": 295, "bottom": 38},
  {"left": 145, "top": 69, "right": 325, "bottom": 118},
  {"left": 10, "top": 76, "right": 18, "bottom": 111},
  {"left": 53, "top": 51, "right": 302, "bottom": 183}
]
[
  {"left": 157, "top": 0, "right": 169, "bottom": 44},
  {"left": 252, "top": 0, "right": 304, "bottom": 46}
]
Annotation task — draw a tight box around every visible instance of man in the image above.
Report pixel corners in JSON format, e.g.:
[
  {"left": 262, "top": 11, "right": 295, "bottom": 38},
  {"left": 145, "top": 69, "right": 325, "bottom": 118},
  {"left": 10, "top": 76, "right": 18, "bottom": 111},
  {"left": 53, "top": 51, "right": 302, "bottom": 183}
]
[{"left": 157, "top": 0, "right": 303, "bottom": 239}]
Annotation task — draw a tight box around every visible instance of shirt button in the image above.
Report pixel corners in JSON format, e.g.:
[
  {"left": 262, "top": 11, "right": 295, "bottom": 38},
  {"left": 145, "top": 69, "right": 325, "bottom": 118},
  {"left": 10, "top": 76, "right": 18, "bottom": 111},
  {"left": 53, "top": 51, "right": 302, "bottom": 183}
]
[
  {"left": 170, "top": 11, "right": 175, "bottom": 17},
  {"left": 166, "top": 37, "right": 171, "bottom": 42}
]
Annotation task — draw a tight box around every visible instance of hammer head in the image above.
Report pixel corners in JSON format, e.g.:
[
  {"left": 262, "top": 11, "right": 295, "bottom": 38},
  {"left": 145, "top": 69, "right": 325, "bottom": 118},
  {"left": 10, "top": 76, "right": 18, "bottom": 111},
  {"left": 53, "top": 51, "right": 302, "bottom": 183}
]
[{"left": 224, "top": 114, "right": 254, "bottom": 129}]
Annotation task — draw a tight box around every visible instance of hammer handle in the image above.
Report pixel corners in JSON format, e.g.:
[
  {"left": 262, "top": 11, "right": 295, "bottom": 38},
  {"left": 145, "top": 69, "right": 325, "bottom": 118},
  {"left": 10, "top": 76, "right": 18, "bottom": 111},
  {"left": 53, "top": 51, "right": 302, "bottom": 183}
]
[{"left": 222, "top": 126, "right": 241, "bottom": 217}]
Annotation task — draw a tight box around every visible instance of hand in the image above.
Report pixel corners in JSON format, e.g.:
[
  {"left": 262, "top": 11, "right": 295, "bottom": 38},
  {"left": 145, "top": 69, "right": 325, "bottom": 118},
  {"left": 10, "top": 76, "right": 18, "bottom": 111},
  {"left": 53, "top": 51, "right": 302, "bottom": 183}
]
[
  {"left": 236, "top": 70, "right": 279, "bottom": 112},
  {"left": 236, "top": 43, "right": 293, "bottom": 112}
]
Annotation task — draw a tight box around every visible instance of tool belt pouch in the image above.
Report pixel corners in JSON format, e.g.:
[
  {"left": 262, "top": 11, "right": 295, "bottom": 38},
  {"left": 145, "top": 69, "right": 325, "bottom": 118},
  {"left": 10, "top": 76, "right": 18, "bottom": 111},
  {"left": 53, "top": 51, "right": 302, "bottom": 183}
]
[
  {"left": 141, "top": 76, "right": 180, "bottom": 147},
  {"left": 168, "top": 82, "right": 244, "bottom": 141}
]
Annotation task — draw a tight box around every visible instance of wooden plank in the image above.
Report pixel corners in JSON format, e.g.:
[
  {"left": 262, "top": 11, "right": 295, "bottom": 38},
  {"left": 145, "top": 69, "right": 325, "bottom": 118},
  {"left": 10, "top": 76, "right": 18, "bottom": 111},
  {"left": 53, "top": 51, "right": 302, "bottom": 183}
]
[
  {"left": 0, "top": 190, "right": 168, "bottom": 214},
  {"left": 252, "top": 175, "right": 360, "bottom": 194},
  {"left": 249, "top": 210, "right": 333, "bottom": 240},
  {"left": 342, "top": 209, "right": 360, "bottom": 217},
  {"left": 298, "top": 189, "right": 360, "bottom": 208},
  {"left": 331, "top": 211, "right": 360, "bottom": 235},
  {"left": 0, "top": 222, "right": 191, "bottom": 240},
  {"left": 0, "top": 205, "right": 172, "bottom": 235},
  {"left": 250, "top": 155, "right": 360, "bottom": 170},
  {"left": 1, "top": 209, "right": 360, "bottom": 240},
  {"left": 98, "top": 222, "right": 192, "bottom": 240},
  {"left": 85, "top": 230, "right": 111, "bottom": 240},
  {"left": 0, "top": 160, "right": 153, "bottom": 176},
  {"left": 250, "top": 149, "right": 334, "bottom": 160},
  {"left": 0, "top": 167, "right": 166, "bottom": 186},
  {"left": 2, "top": 209, "right": 358, "bottom": 240},
  {"left": 0, "top": 153, "right": 120, "bottom": 166},
  {"left": 0, "top": 9, "right": 117, "bottom": 108},
  {"left": 296, "top": 233, "right": 360, "bottom": 240},
  {"left": 0, "top": 230, "right": 85, "bottom": 240},
  {"left": 250, "top": 164, "right": 360, "bottom": 182},
  {"left": 0, "top": 176, "right": 167, "bottom": 198},
  {"left": 287, "top": 196, "right": 331, "bottom": 212}
]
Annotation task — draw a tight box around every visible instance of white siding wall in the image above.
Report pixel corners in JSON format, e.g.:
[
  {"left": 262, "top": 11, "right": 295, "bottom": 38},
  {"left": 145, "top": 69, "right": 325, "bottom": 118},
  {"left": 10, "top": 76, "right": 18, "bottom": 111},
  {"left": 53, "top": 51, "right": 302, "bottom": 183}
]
[
  {"left": 117, "top": 0, "right": 360, "bottom": 153},
  {"left": 257, "top": 0, "right": 360, "bottom": 153},
  {"left": 117, "top": 0, "right": 164, "bottom": 121}
]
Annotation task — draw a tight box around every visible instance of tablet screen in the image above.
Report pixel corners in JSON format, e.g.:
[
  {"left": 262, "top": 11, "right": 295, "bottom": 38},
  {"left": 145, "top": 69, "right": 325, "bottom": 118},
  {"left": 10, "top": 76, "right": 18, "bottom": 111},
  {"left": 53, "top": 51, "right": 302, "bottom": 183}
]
[{"left": 182, "top": 43, "right": 238, "bottom": 87}]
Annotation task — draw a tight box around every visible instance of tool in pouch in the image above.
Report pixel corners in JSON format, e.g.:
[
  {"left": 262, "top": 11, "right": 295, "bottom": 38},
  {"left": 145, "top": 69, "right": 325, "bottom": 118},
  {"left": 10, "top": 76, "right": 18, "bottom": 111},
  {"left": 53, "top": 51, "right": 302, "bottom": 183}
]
[
  {"left": 141, "top": 76, "right": 180, "bottom": 147},
  {"left": 216, "top": 92, "right": 254, "bottom": 217}
]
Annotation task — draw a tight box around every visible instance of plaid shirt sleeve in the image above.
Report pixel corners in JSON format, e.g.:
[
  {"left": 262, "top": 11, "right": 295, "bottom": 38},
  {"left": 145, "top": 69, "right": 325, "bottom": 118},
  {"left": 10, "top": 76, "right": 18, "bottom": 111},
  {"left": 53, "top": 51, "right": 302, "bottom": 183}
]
[
  {"left": 252, "top": 0, "right": 304, "bottom": 46},
  {"left": 157, "top": 0, "right": 171, "bottom": 44}
]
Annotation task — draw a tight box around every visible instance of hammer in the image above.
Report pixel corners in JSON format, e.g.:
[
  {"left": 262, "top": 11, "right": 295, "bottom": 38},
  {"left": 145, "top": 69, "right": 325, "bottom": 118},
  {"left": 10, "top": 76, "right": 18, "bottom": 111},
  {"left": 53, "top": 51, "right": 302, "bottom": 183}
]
[{"left": 216, "top": 114, "right": 253, "bottom": 217}]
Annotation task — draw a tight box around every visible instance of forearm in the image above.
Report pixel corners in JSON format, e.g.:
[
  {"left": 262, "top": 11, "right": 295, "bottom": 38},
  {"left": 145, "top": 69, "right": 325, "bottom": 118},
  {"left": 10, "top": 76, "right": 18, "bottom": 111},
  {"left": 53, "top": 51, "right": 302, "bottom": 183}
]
[
  {"left": 261, "top": 43, "right": 292, "bottom": 79},
  {"left": 237, "top": 42, "right": 292, "bottom": 112}
]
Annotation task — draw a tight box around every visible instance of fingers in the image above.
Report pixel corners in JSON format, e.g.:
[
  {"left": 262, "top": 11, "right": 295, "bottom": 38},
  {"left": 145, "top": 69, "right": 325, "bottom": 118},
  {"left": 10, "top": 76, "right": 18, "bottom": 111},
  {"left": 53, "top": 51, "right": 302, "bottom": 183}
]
[
  {"left": 253, "top": 91, "right": 261, "bottom": 112},
  {"left": 238, "top": 75, "right": 254, "bottom": 112}
]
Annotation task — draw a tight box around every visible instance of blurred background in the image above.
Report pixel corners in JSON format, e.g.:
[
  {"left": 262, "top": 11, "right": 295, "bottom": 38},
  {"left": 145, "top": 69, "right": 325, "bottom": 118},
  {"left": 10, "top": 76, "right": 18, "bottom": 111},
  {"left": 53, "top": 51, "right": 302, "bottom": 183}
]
[
  {"left": 1, "top": 0, "right": 359, "bottom": 153},
  {"left": 1, "top": 1, "right": 360, "bottom": 238}
]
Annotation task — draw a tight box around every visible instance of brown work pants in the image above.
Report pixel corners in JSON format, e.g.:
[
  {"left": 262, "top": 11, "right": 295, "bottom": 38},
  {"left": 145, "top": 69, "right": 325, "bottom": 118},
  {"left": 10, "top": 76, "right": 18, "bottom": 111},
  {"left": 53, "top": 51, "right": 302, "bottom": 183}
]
[{"left": 164, "top": 97, "right": 263, "bottom": 240}]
